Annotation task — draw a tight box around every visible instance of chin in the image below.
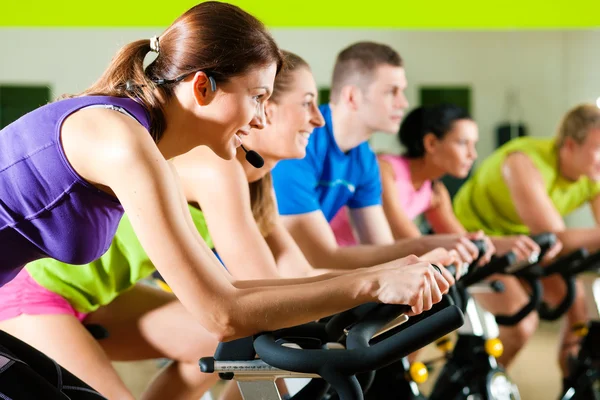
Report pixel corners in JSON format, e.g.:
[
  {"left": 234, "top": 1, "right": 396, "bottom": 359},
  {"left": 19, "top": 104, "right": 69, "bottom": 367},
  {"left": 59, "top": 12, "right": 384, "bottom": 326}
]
[
  {"left": 293, "top": 149, "right": 307, "bottom": 159},
  {"left": 381, "top": 123, "right": 401, "bottom": 135},
  {"left": 452, "top": 168, "right": 470, "bottom": 179},
  {"left": 214, "top": 144, "right": 236, "bottom": 160}
]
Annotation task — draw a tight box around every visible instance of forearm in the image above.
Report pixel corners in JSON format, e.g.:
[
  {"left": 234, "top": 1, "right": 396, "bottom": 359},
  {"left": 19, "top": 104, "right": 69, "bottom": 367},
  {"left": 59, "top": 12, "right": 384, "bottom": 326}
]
[
  {"left": 232, "top": 269, "right": 353, "bottom": 288},
  {"left": 221, "top": 249, "right": 281, "bottom": 280},
  {"left": 224, "top": 271, "right": 373, "bottom": 340},
  {"left": 308, "top": 237, "right": 431, "bottom": 270},
  {"left": 390, "top": 221, "right": 422, "bottom": 240},
  {"left": 554, "top": 228, "right": 600, "bottom": 254}
]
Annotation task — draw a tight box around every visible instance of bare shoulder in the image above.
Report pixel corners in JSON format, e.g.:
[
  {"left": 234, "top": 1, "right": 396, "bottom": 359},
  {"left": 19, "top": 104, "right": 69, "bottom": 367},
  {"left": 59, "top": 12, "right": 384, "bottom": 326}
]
[
  {"left": 502, "top": 152, "right": 542, "bottom": 182},
  {"left": 60, "top": 107, "right": 164, "bottom": 189},
  {"left": 377, "top": 155, "right": 396, "bottom": 179}
]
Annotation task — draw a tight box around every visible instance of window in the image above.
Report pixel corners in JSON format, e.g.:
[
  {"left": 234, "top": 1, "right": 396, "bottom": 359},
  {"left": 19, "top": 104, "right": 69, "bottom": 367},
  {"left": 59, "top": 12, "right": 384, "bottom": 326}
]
[{"left": 0, "top": 85, "right": 51, "bottom": 129}]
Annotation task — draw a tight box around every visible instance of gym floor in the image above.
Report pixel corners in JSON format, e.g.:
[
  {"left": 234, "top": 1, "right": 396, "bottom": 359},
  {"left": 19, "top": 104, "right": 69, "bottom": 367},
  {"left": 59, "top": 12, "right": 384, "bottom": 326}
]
[{"left": 114, "top": 320, "right": 562, "bottom": 399}]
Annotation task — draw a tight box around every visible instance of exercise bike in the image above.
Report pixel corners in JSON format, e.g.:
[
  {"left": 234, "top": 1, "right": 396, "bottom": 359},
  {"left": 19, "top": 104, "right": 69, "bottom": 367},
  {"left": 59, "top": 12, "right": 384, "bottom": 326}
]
[
  {"left": 199, "top": 294, "right": 464, "bottom": 400},
  {"left": 533, "top": 248, "right": 600, "bottom": 400},
  {"left": 364, "top": 234, "right": 557, "bottom": 400}
]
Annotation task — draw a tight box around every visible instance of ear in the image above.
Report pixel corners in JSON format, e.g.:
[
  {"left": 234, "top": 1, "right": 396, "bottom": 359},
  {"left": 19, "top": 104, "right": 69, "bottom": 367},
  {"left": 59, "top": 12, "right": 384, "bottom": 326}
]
[
  {"left": 264, "top": 100, "right": 277, "bottom": 125},
  {"left": 562, "top": 136, "right": 578, "bottom": 152},
  {"left": 191, "top": 71, "right": 214, "bottom": 106},
  {"left": 423, "top": 132, "right": 439, "bottom": 154},
  {"left": 341, "top": 85, "right": 361, "bottom": 111}
]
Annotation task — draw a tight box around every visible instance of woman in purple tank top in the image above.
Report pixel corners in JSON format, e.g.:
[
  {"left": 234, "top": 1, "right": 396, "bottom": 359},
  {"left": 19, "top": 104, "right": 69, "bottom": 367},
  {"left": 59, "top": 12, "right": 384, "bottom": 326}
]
[
  {"left": 379, "top": 104, "right": 540, "bottom": 261},
  {"left": 0, "top": 2, "right": 454, "bottom": 399}
]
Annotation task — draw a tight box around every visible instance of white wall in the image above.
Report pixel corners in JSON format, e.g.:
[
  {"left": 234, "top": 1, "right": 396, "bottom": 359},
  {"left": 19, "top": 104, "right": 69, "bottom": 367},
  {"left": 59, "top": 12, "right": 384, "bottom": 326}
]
[
  {"left": 1, "top": 28, "right": 599, "bottom": 225},
  {"left": 561, "top": 30, "right": 600, "bottom": 227}
]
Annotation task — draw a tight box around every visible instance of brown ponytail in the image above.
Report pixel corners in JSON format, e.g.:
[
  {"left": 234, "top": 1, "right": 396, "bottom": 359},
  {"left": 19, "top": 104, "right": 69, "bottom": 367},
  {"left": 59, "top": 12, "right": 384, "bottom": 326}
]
[{"left": 70, "top": 1, "right": 283, "bottom": 143}]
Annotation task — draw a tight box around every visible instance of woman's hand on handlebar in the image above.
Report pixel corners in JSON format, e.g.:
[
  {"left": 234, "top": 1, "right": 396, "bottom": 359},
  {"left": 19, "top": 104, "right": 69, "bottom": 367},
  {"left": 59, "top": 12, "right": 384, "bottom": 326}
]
[
  {"left": 491, "top": 235, "right": 541, "bottom": 262},
  {"left": 423, "top": 234, "right": 480, "bottom": 267},
  {"left": 420, "top": 247, "right": 462, "bottom": 280},
  {"left": 466, "top": 230, "right": 495, "bottom": 266},
  {"left": 372, "top": 255, "right": 453, "bottom": 316}
]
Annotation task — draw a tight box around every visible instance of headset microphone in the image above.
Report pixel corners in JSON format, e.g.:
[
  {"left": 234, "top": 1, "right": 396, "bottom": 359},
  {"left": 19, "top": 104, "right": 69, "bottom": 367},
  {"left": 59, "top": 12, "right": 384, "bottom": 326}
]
[{"left": 240, "top": 145, "right": 264, "bottom": 168}]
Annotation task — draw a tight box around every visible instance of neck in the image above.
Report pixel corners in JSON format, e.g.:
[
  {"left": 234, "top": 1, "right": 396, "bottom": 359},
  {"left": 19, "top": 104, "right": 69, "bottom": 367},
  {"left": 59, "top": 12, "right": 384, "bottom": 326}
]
[
  {"left": 329, "top": 103, "right": 373, "bottom": 153},
  {"left": 407, "top": 157, "right": 445, "bottom": 189},
  {"left": 558, "top": 147, "right": 580, "bottom": 181},
  {"left": 237, "top": 148, "right": 276, "bottom": 183},
  {"left": 156, "top": 97, "right": 198, "bottom": 160}
]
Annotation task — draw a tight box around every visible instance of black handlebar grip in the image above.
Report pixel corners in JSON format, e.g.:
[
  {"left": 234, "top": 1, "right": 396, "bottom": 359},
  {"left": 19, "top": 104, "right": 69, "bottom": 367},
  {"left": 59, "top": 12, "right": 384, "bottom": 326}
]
[
  {"left": 543, "top": 248, "right": 588, "bottom": 276},
  {"left": 496, "top": 275, "right": 543, "bottom": 326},
  {"left": 538, "top": 275, "right": 576, "bottom": 321},
  {"left": 254, "top": 304, "right": 463, "bottom": 374},
  {"left": 536, "top": 249, "right": 590, "bottom": 321},
  {"left": 344, "top": 305, "right": 411, "bottom": 350},
  {"left": 325, "top": 303, "right": 379, "bottom": 341},
  {"left": 460, "top": 252, "right": 516, "bottom": 287},
  {"left": 571, "top": 249, "right": 600, "bottom": 276},
  {"left": 468, "top": 239, "right": 487, "bottom": 269},
  {"left": 529, "top": 232, "right": 557, "bottom": 258}
]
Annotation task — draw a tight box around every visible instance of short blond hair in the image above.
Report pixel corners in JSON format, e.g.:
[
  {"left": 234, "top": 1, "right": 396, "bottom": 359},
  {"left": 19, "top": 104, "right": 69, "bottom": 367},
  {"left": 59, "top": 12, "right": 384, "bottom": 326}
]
[{"left": 556, "top": 104, "right": 600, "bottom": 148}]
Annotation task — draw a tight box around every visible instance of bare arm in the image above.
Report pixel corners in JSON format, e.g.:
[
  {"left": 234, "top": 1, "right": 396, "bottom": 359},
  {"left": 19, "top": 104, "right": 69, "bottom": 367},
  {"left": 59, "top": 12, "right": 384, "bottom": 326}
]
[
  {"left": 176, "top": 148, "right": 332, "bottom": 280},
  {"left": 502, "top": 152, "right": 600, "bottom": 254},
  {"left": 378, "top": 157, "right": 422, "bottom": 240},
  {"left": 264, "top": 216, "right": 329, "bottom": 278},
  {"left": 174, "top": 147, "right": 280, "bottom": 280},
  {"left": 63, "top": 108, "right": 451, "bottom": 340},
  {"left": 349, "top": 205, "right": 395, "bottom": 245},
  {"left": 281, "top": 210, "right": 472, "bottom": 270},
  {"left": 590, "top": 194, "right": 600, "bottom": 226},
  {"left": 425, "top": 182, "right": 467, "bottom": 234}
]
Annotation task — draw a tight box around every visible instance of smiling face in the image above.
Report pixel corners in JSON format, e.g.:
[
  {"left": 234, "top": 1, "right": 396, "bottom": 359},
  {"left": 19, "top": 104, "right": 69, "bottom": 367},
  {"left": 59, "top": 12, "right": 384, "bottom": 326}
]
[
  {"left": 243, "top": 66, "right": 325, "bottom": 161},
  {"left": 188, "top": 63, "right": 278, "bottom": 160}
]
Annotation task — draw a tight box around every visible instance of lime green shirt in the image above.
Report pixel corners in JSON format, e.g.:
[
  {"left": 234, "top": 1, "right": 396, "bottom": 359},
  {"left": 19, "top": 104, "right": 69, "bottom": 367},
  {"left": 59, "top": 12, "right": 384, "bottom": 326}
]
[
  {"left": 26, "top": 204, "right": 213, "bottom": 313},
  {"left": 453, "top": 137, "right": 600, "bottom": 235}
]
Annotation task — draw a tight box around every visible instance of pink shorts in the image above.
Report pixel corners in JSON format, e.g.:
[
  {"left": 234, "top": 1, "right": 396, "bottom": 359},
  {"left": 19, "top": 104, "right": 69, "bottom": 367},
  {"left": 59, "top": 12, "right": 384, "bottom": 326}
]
[{"left": 0, "top": 268, "right": 88, "bottom": 323}]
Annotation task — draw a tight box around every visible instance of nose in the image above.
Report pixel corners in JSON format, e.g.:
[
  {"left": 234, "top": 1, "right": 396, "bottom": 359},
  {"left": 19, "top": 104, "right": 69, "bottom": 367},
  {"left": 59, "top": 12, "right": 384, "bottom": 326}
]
[
  {"left": 250, "top": 103, "right": 266, "bottom": 130},
  {"left": 311, "top": 105, "right": 325, "bottom": 128},
  {"left": 469, "top": 144, "right": 478, "bottom": 160},
  {"left": 396, "top": 93, "right": 409, "bottom": 110}
]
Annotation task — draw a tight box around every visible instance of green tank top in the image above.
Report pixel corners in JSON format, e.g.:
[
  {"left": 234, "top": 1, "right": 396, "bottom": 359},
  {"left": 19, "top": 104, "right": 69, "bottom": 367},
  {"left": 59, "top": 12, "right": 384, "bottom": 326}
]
[
  {"left": 26, "top": 204, "right": 213, "bottom": 313},
  {"left": 453, "top": 137, "right": 600, "bottom": 235}
]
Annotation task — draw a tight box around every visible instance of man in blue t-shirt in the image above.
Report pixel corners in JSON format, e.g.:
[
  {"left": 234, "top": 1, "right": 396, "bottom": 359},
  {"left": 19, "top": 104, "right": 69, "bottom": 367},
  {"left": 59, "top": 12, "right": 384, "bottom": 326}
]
[{"left": 272, "top": 42, "right": 481, "bottom": 271}]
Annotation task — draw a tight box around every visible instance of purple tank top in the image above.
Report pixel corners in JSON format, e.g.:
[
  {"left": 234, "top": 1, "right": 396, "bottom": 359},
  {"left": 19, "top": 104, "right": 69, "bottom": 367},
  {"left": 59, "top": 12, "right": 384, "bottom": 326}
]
[{"left": 0, "top": 96, "right": 151, "bottom": 286}]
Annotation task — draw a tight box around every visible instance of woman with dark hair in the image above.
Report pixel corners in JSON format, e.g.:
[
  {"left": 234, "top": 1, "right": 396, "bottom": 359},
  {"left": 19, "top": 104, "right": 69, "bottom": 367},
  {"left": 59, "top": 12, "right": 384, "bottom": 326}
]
[
  {"left": 378, "top": 103, "right": 550, "bottom": 365},
  {"left": 0, "top": 3, "right": 450, "bottom": 398},
  {"left": 331, "top": 104, "right": 539, "bottom": 262},
  {"left": 376, "top": 104, "right": 537, "bottom": 257}
]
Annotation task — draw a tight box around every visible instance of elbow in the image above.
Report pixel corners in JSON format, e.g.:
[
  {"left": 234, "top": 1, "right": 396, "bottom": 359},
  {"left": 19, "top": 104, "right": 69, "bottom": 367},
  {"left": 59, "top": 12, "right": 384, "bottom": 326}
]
[
  {"left": 200, "top": 296, "right": 253, "bottom": 342},
  {"left": 210, "top": 320, "right": 239, "bottom": 343},
  {"left": 204, "top": 310, "right": 244, "bottom": 343}
]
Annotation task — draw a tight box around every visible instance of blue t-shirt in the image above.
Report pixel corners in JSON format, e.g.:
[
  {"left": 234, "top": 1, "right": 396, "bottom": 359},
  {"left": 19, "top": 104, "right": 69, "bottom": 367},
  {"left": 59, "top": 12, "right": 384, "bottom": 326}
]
[{"left": 272, "top": 104, "right": 382, "bottom": 222}]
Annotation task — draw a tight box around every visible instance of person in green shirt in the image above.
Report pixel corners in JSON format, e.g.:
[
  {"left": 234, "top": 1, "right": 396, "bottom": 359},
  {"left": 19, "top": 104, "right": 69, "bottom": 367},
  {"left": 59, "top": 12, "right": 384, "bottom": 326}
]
[{"left": 454, "top": 103, "right": 600, "bottom": 378}]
